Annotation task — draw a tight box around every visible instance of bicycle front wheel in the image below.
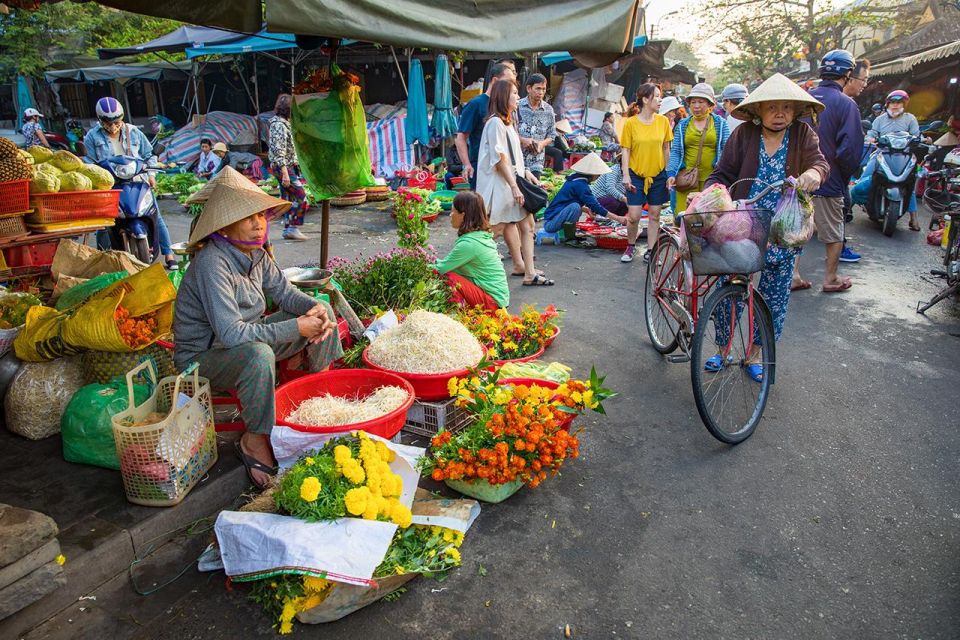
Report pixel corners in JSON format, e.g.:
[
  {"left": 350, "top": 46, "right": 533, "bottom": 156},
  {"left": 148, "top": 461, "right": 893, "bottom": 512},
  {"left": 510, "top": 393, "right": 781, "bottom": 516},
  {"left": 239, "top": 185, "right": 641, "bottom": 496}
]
[
  {"left": 690, "top": 283, "right": 774, "bottom": 444},
  {"left": 644, "top": 235, "right": 683, "bottom": 354}
]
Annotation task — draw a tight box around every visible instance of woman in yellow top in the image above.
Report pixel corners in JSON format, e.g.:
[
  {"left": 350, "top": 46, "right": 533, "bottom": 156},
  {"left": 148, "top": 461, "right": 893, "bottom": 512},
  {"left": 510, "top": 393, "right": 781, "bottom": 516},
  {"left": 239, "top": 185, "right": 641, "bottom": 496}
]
[
  {"left": 665, "top": 83, "right": 731, "bottom": 213},
  {"left": 612, "top": 83, "right": 674, "bottom": 263}
]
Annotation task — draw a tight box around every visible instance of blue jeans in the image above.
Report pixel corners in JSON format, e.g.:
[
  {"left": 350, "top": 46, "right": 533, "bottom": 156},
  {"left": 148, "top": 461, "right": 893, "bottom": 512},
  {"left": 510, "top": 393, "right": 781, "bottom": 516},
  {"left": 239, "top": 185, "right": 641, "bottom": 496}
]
[
  {"left": 852, "top": 156, "right": 917, "bottom": 213},
  {"left": 543, "top": 202, "right": 582, "bottom": 233}
]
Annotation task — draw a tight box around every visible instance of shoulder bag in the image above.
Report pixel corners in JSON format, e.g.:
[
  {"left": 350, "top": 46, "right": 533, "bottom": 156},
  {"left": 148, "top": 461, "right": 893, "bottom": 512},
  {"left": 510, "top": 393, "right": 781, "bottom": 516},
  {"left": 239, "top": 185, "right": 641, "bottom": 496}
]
[
  {"left": 675, "top": 117, "right": 710, "bottom": 191},
  {"left": 506, "top": 127, "right": 548, "bottom": 213}
]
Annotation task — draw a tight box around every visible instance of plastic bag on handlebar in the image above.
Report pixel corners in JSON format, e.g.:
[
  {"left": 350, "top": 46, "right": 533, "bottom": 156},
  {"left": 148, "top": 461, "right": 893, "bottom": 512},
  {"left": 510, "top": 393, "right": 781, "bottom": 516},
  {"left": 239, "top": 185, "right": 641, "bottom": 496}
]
[{"left": 769, "top": 182, "right": 815, "bottom": 248}]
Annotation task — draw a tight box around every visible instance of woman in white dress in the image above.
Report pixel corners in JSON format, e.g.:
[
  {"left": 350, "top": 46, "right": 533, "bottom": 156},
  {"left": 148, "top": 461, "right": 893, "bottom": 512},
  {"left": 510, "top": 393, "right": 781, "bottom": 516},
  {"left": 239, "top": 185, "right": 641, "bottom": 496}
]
[{"left": 476, "top": 80, "right": 552, "bottom": 286}]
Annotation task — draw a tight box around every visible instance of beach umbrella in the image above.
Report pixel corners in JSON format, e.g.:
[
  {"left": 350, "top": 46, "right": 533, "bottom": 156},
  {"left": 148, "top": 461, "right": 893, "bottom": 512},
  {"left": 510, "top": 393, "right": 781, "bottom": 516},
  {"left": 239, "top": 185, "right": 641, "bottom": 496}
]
[
  {"left": 431, "top": 54, "right": 458, "bottom": 139},
  {"left": 404, "top": 59, "right": 430, "bottom": 146}
]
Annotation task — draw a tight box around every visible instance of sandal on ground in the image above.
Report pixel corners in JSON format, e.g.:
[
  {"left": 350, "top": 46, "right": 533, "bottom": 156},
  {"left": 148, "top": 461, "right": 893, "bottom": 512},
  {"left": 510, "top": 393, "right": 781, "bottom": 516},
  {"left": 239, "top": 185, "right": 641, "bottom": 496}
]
[
  {"left": 822, "top": 279, "right": 852, "bottom": 293},
  {"left": 234, "top": 440, "right": 277, "bottom": 489},
  {"left": 704, "top": 355, "right": 723, "bottom": 372},
  {"left": 523, "top": 274, "right": 555, "bottom": 286},
  {"left": 745, "top": 363, "right": 764, "bottom": 383},
  {"left": 512, "top": 269, "right": 544, "bottom": 277},
  {"left": 790, "top": 279, "right": 812, "bottom": 291},
  {"left": 908, "top": 220, "right": 921, "bottom": 231}
]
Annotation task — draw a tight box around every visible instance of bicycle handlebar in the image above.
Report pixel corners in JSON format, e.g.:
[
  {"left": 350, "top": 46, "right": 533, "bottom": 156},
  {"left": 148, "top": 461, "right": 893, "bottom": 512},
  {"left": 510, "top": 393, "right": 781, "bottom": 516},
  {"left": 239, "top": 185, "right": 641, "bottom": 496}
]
[{"left": 740, "top": 180, "right": 786, "bottom": 206}]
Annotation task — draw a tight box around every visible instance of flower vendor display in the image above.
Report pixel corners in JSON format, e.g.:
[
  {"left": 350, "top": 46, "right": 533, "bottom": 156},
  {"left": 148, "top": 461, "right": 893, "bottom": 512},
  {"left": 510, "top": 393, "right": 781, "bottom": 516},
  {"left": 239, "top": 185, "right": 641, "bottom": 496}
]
[
  {"left": 214, "top": 431, "right": 478, "bottom": 632},
  {"left": 327, "top": 247, "right": 454, "bottom": 319},
  {"left": 457, "top": 304, "right": 561, "bottom": 362},
  {"left": 417, "top": 367, "right": 615, "bottom": 501},
  {"left": 391, "top": 187, "right": 441, "bottom": 249}
]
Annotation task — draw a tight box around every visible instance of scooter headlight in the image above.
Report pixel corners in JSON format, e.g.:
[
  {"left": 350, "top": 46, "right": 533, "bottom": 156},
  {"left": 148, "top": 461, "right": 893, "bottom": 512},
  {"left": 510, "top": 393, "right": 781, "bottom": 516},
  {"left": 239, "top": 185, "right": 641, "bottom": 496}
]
[
  {"left": 138, "top": 191, "right": 155, "bottom": 215},
  {"left": 890, "top": 137, "right": 908, "bottom": 151},
  {"left": 114, "top": 162, "right": 136, "bottom": 179}
]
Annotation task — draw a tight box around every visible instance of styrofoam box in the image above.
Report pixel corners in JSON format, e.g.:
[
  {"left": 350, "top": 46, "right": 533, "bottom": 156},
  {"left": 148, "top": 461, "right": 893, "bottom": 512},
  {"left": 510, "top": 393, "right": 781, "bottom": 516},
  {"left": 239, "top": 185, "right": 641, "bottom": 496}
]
[{"left": 600, "top": 83, "right": 625, "bottom": 103}]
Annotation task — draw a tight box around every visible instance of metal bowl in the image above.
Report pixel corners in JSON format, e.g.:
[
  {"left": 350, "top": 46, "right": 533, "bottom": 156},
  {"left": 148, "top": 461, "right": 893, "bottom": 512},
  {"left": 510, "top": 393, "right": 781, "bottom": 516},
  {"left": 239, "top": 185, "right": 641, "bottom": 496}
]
[
  {"left": 171, "top": 242, "right": 190, "bottom": 255},
  {"left": 287, "top": 267, "right": 332, "bottom": 288}
]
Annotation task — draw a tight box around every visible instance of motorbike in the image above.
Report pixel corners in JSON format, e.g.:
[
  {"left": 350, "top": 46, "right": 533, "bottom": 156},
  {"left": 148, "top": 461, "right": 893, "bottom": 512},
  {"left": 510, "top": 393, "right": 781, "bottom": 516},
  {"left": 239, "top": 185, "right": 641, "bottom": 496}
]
[
  {"left": 861, "top": 132, "right": 929, "bottom": 237},
  {"left": 97, "top": 155, "right": 160, "bottom": 264}
]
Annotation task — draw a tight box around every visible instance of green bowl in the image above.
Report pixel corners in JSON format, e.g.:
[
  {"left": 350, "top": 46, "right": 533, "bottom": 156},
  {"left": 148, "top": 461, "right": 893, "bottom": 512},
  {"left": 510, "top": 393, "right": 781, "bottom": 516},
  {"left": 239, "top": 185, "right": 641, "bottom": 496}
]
[{"left": 429, "top": 190, "right": 457, "bottom": 210}]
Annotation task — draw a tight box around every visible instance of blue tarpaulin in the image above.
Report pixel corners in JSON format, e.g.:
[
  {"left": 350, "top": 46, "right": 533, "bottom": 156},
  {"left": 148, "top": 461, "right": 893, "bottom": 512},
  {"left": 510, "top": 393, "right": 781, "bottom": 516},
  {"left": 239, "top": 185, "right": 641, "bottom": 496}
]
[
  {"left": 542, "top": 35, "right": 648, "bottom": 66},
  {"left": 430, "top": 54, "right": 457, "bottom": 139},
  {"left": 186, "top": 32, "right": 297, "bottom": 58},
  {"left": 404, "top": 59, "right": 430, "bottom": 146},
  {"left": 15, "top": 76, "right": 35, "bottom": 120}
]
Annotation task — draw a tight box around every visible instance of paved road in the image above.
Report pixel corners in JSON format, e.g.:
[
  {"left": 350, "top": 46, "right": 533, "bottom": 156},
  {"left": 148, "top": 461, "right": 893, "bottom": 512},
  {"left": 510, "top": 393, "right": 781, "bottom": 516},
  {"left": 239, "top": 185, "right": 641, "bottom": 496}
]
[{"left": 125, "top": 204, "right": 960, "bottom": 638}]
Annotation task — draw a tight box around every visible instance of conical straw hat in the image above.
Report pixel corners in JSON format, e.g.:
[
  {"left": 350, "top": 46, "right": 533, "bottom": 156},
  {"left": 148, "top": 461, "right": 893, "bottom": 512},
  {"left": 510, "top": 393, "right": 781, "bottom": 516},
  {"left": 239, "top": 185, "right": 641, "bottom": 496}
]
[
  {"left": 570, "top": 152, "right": 611, "bottom": 176},
  {"left": 187, "top": 166, "right": 291, "bottom": 245},
  {"left": 731, "top": 73, "right": 825, "bottom": 122},
  {"left": 555, "top": 119, "right": 574, "bottom": 135}
]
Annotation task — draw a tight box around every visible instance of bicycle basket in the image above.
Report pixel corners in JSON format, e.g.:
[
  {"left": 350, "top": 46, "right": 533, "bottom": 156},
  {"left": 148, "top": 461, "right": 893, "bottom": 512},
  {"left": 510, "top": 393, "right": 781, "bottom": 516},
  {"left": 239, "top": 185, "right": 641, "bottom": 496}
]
[{"left": 681, "top": 206, "right": 773, "bottom": 276}]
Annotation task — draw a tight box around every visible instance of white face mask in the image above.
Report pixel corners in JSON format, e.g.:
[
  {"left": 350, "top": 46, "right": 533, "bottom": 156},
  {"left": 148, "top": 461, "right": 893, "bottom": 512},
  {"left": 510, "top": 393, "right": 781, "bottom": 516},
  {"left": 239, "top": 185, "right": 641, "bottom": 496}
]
[{"left": 887, "top": 105, "right": 905, "bottom": 117}]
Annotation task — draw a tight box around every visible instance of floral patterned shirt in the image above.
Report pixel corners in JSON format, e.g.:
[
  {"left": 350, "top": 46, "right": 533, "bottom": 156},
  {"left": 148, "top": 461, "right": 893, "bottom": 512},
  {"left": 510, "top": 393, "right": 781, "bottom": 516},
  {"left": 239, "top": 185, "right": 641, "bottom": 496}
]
[
  {"left": 517, "top": 97, "right": 556, "bottom": 173},
  {"left": 750, "top": 128, "right": 790, "bottom": 213},
  {"left": 21, "top": 121, "right": 44, "bottom": 147},
  {"left": 268, "top": 116, "right": 297, "bottom": 167}
]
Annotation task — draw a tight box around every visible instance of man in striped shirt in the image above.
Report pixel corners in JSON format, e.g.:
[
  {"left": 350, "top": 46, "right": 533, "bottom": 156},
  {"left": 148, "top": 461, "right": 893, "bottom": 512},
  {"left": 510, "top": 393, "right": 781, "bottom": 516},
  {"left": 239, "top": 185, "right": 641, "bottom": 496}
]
[{"left": 590, "top": 162, "right": 628, "bottom": 222}]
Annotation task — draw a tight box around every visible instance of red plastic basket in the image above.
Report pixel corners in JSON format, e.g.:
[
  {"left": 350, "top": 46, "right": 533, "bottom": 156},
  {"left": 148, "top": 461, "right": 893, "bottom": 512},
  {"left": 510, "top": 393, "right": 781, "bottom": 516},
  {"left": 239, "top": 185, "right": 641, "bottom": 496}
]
[
  {"left": 498, "top": 378, "right": 573, "bottom": 430},
  {"left": 594, "top": 235, "right": 630, "bottom": 251},
  {"left": 0, "top": 181, "right": 29, "bottom": 215},
  {"left": 28, "top": 190, "right": 120, "bottom": 225},
  {"left": 493, "top": 344, "right": 546, "bottom": 367},
  {"left": 2, "top": 240, "right": 59, "bottom": 268},
  {"left": 362, "top": 347, "right": 469, "bottom": 401},
  {"left": 275, "top": 369, "right": 415, "bottom": 438}
]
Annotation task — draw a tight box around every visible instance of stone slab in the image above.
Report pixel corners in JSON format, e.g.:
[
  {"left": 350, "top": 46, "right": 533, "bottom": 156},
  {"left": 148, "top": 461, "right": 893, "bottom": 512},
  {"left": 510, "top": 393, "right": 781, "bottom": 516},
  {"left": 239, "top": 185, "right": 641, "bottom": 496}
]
[
  {"left": 0, "top": 561, "right": 65, "bottom": 620},
  {"left": 0, "top": 504, "right": 58, "bottom": 568},
  {"left": 0, "top": 539, "right": 59, "bottom": 591}
]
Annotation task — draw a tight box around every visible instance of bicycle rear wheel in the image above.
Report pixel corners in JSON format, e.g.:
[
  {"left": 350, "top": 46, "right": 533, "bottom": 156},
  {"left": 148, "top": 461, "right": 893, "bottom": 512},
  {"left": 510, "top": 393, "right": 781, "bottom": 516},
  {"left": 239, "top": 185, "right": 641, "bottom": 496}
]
[
  {"left": 644, "top": 235, "right": 683, "bottom": 354},
  {"left": 690, "top": 283, "right": 774, "bottom": 444}
]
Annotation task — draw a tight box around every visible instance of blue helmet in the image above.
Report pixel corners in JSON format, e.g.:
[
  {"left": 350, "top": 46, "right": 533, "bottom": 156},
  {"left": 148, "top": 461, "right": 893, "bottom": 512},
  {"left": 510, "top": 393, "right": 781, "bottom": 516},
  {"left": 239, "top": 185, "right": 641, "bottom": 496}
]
[
  {"left": 819, "top": 49, "right": 855, "bottom": 78},
  {"left": 95, "top": 96, "right": 124, "bottom": 121}
]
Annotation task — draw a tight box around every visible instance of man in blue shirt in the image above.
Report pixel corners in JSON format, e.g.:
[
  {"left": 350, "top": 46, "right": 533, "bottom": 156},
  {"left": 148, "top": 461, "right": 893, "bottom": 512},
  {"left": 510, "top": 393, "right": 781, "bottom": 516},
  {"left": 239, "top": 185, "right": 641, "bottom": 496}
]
[
  {"left": 542, "top": 153, "right": 610, "bottom": 234},
  {"left": 796, "top": 50, "right": 864, "bottom": 293},
  {"left": 455, "top": 62, "right": 516, "bottom": 189}
]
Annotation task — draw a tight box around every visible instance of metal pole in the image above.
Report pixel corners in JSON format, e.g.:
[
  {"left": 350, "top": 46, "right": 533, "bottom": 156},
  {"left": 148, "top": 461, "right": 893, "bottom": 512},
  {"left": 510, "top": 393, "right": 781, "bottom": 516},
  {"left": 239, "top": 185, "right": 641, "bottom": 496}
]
[
  {"left": 320, "top": 199, "right": 330, "bottom": 269},
  {"left": 390, "top": 46, "right": 408, "bottom": 95},
  {"left": 155, "top": 79, "right": 166, "bottom": 117}
]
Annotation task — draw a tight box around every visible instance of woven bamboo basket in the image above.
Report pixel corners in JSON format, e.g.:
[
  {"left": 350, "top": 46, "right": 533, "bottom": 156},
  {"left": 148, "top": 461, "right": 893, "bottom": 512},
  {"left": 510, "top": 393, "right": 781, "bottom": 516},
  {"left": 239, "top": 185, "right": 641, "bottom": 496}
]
[
  {"left": 0, "top": 211, "right": 29, "bottom": 241},
  {"left": 330, "top": 191, "right": 367, "bottom": 207}
]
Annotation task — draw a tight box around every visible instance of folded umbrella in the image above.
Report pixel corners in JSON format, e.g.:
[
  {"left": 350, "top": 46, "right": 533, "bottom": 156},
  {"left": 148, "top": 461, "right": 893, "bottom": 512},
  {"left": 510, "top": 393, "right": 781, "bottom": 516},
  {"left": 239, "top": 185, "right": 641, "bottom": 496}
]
[
  {"left": 431, "top": 54, "right": 458, "bottom": 139},
  {"left": 404, "top": 59, "right": 431, "bottom": 146}
]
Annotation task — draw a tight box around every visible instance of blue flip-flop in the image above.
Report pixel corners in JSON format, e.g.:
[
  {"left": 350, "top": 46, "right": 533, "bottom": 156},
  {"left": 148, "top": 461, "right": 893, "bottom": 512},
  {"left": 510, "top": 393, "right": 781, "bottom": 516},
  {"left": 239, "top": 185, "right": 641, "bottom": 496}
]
[
  {"left": 745, "top": 364, "right": 763, "bottom": 383},
  {"left": 704, "top": 355, "right": 723, "bottom": 372}
]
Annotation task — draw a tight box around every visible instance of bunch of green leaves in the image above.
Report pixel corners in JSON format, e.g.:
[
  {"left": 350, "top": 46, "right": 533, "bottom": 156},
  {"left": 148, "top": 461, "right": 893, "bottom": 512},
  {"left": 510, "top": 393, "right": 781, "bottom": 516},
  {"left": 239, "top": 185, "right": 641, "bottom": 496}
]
[
  {"left": 0, "top": 292, "right": 41, "bottom": 329},
  {"left": 373, "top": 526, "right": 463, "bottom": 579},
  {"left": 249, "top": 574, "right": 305, "bottom": 625},
  {"left": 156, "top": 173, "right": 202, "bottom": 196},
  {"left": 274, "top": 438, "right": 361, "bottom": 522},
  {"left": 327, "top": 247, "right": 454, "bottom": 318},
  {"left": 340, "top": 338, "right": 370, "bottom": 368}
]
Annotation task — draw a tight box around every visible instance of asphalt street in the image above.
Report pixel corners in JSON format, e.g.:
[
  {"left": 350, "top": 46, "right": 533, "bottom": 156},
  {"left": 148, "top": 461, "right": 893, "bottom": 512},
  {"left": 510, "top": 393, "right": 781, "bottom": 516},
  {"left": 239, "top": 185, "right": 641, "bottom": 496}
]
[{"left": 84, "top": 202, "right": 960, "bottom": 638}]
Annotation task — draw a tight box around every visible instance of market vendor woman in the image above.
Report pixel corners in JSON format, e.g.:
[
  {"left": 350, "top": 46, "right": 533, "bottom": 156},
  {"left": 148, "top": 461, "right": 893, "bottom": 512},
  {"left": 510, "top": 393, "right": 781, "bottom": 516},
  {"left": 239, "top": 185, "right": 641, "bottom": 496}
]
[
  {"left": 435, "top": 191, "right": 509, "bottom": 311},
  {"left": 173, "top": 167, "right": 343, "bottom": 488}
]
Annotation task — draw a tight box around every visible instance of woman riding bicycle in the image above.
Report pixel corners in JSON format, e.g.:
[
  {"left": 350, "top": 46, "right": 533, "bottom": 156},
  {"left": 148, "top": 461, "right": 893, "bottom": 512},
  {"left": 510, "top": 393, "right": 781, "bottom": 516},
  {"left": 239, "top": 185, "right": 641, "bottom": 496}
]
[{"left": 702, "top": 73, "right": 829, "bottom": 382}]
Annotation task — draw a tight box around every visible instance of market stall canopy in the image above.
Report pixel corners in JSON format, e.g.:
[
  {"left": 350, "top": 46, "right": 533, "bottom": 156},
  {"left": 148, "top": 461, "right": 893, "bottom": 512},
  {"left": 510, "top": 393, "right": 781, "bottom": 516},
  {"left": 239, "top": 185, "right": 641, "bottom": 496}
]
[
  {"left": 543, "top": 35, "right": 648, "bottom": 67},
  {"left": 94, "top": 0, "right": 641, "bottom": 54},
  {"left": 185, "top": 31, "right": 297, "bottom": 58},
  {"left": 44, "top": 61, "right": 193, "bottom": 83},
  {"left": 871, "top": 39, "right": 960, "bottom": 78},
  {"left": 97, "top": 25, "right": 247, "bottom": 59}
]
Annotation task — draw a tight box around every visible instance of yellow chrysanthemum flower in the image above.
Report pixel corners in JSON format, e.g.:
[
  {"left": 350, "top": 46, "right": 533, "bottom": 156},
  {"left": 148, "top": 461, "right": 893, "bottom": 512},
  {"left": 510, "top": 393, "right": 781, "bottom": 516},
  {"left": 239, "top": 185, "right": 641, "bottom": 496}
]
[
  {"left": 375, "top": 441, "right": 395, "bottom": 463},
  {"left": 299, "top": 476, "right": 322, "bottom": 502},
  {"left": 344, "top": 486, "right": 370, "bottom": 516},
  {"left": 304, "top": 456, "right": 315, "bottom": 465},
  {"left": 571, "top": 390, "right": 583, "bottom": 404},
  {"left": 342, "top": 458, "right": 365, "bottom": 484},
  {"left": 389, "top": 503, "right": 413, "bottom": 528},
  {"left": 394, "top": 564, "right": 405, "bottom": 575},
  {"left": 362, "top": 500, "right": 379, "bottom": 520},
  {"left": 492, "top": 388, "right": 511, "bottom": 405},
  {"left": 279, "top": 620, "right": 293, "bottom": 634},
  {"left": 303, "top": 576, "right": 330, "bottom": 592},
  {"left": 445, "top": 547, "right": 461, "bottom": 564},
  {"left": 447, "top": 378, "right": 459, "bottom": 396},
  {"left": 333, "top": 445, "right": 352, "bottom": 465},
  {"left": 55, "top": 554, "right": 66, "bottom": 566},
  {"left": 442, "top": 528, "right": 454, "bottom": 542}
]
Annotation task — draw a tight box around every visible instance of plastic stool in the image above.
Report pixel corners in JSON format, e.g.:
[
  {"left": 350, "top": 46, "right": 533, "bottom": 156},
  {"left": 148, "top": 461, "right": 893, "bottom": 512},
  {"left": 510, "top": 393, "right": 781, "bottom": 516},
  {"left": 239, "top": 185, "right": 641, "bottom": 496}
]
[{"left": 535, "top": 228, "right": 562, "bottom": 246}]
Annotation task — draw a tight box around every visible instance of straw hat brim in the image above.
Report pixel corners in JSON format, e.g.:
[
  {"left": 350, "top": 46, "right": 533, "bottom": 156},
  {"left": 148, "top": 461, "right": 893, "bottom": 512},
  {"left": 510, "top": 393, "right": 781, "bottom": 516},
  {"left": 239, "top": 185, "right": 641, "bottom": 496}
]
[
  {"left": 731, "top": 73, "right": 825, "bottom": 122},
  {"left": 187, "top": 166, "right": 291, "bottom": 245},
  {"left": 570, "top": 152, "right": 611, "bottom": 176},
  {"left": 555, "top": 119, "right": 574, "bottom": 135},
  {"left": 212, "top": 142, "right": 228, "bottom": 153}
]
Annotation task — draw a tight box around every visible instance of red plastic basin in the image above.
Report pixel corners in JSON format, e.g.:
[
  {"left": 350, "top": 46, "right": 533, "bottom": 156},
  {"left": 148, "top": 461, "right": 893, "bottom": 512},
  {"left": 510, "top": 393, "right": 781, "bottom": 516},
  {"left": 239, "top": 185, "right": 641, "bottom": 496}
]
[
  {"left": 362, "top": 347, "right": 469, "bottom": 401},
  {"left": 275, "top": 369, "right": 415, "bottom": 439},
  {"left": 544, "top": 326, "right": 560, "bottom": 348},
  {"left": 493, "top": 345, "right": 546, "bottom": 367}
]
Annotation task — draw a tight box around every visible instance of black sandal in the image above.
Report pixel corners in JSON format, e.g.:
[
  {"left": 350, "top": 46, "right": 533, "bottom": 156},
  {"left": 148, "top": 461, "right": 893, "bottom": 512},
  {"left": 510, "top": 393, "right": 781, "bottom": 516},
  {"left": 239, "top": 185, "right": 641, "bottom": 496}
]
[
  {"left": 234, "top": 440, "right": 277, "bottom": 489},
  {"left": 523, "top": 274, "right": 555, "bottom": 286}
]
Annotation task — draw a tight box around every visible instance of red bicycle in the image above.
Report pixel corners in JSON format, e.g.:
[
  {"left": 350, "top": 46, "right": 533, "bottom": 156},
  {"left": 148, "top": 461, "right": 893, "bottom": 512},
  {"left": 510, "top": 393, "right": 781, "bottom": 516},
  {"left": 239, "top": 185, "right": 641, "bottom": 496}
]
[{"left": 644, "top": 181, "right": 783, "bottom": 444}]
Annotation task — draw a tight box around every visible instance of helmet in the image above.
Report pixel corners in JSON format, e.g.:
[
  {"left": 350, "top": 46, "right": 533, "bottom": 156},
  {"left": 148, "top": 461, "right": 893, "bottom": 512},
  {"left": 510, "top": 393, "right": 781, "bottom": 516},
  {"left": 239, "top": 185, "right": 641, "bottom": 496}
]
[
  {"left": 885, "top": 90, "right": 909, "bottom": 104},
  {"left": 818, "top": 49, "right": 855, "bottom": 78},
  {"left": 720, "top": 83, "right": 749, "bottom": 103},
  {"left": 95, "top": 97, "right": 124, "bottom": 121},
  {"left": 871, "top": 103, "right": 883, "bottom": 112}
]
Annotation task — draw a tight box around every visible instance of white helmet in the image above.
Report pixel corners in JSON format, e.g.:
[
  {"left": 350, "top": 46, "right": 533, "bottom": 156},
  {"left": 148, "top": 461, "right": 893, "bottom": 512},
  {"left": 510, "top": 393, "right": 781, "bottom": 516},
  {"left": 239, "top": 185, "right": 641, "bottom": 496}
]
[
  {"left": 95, "top": 97, "right": 124, "bottom": 121},
  {"left": 944, "top": 148, "right": 960, "bottom": 167}
]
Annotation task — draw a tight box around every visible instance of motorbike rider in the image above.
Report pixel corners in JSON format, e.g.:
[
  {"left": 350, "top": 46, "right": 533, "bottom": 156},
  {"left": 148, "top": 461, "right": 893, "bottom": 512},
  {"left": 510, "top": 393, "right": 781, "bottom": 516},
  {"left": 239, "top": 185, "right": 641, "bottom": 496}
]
[
  {"left": 21, "top": 108, "right": 50, "bottom": 148},
  {"left": 84, "top": 97, "right": 177, "bottom": 268},
  {"left": 853, "top": 90, "right": 922, "bottom": 231},
  {"left": 869, "top": 103, "right": 883, "bottom": 122}
]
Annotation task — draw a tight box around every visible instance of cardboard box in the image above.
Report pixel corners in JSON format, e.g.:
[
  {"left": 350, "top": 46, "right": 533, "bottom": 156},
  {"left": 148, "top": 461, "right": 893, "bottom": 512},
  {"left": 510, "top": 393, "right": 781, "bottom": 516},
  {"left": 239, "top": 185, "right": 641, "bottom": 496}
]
[
  {"left": 586, "top": 108, "right": 607, "bottom": 130},
  {"left": 600, "top": 83, "right": 624, "bottom": 103},
  {"left": 589, "top": 97, "right": 622, "bottom": 114}
]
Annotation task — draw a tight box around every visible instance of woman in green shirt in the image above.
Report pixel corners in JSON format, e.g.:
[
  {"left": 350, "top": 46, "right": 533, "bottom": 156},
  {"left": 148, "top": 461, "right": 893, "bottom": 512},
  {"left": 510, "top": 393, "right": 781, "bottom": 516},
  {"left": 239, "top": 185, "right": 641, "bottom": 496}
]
[
  {"left": 666, "top": 84, "right": 731, "bottom": 212},
  {"left": 436, "top": 192, "right": 510, "bottom": 311}
]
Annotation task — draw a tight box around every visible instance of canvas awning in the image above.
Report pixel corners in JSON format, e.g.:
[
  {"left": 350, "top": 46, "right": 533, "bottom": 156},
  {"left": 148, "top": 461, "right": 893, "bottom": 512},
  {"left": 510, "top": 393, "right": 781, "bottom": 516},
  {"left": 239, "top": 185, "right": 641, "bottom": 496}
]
[
  {"left": 871, "top": 39, "right": 960, "bottom": 77},
  {"left": 185, "top": 32, "right": 298, "bottom": 59},
  {"left": 98, "top": 25, "right": 246, "bottom": 59},
  {"left": 94, "top": 0, "right": 641, "bottom": 55},
  {"left": 543, "top": 35, "right": 648, "bottom": 67},
  {"left": 44, "top": 62, "right": 193, "bottom": 83}
]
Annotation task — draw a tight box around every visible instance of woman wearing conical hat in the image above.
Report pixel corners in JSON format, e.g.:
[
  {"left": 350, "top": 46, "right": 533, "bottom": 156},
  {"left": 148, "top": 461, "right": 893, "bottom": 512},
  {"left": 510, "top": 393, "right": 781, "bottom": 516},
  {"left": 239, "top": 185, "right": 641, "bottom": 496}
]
[
  {"left": 173, "top": 167, "right": 343, "bottom": 488},
  {"left": 700, "top": 73, "right": 829, "bottom": 383}
]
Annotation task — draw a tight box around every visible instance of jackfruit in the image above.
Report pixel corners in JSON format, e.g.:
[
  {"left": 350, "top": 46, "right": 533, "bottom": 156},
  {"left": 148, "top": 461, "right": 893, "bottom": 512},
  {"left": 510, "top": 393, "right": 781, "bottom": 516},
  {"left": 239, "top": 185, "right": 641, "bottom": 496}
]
[
  {"left": 29, "top": 172, "right": 60, "bottom": 194},
  {"left": 28, "top": 145, "right": 54, "bottom": 164},
  {"left": 18, "top": 149, "right": 34, "bottom": 165},
  {"left": 35, "top": 163, "right": 61, "bottom": 177},
  {"left": 0, "top": 157, "right": 32, "bottom": 182},
  {"left": 78, "top": 164, "right": 114, "bottom": 190},
  {"left": 0, "top": 137, "right": 18, "bottom": 159},
  {"left": 49, "top": 150, "right": 83, "bottom": 172},
  {"left": 58, "top": 171, "right": 92, "bottom": 192}
]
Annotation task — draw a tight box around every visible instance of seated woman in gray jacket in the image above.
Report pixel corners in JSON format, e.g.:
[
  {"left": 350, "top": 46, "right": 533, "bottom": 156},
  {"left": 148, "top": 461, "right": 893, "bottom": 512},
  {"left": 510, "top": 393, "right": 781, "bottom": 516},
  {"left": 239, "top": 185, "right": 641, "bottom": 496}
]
[{"left": 173, "top": 167, "right": 342, "bottom": 488}]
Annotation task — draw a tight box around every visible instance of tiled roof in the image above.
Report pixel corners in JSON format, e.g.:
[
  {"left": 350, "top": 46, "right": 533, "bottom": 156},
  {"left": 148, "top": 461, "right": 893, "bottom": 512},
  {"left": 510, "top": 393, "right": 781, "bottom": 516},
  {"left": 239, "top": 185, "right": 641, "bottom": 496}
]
[{"left": 866, "top": 1, "right": 960, "bottom": 62}]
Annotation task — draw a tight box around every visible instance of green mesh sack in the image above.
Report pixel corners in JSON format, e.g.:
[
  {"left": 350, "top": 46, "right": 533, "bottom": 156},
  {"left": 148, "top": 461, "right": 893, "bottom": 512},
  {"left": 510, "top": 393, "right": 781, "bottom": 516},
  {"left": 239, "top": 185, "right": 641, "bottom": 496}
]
[
  {"left": 55, "top": 271, "right": 128, "bottom": 311},
  {"left": 61, "top": 378, "right": 151, "bottom": 469},
  {"left": 292, "top": 64, "right": 375, "bottom": 200}
]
